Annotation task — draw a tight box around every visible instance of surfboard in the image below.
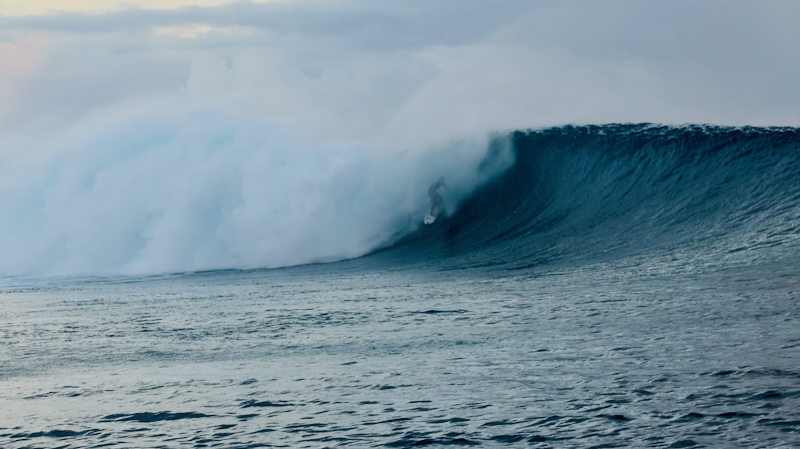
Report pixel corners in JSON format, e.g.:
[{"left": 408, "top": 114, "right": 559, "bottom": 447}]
[{"left": 425, "top": 200, "right": 442, "bottom": 225}]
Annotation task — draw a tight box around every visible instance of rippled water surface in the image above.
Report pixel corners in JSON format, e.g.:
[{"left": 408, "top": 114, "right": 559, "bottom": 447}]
[{"left": 2, "top": 259, "right": 799, "bottom": 448}]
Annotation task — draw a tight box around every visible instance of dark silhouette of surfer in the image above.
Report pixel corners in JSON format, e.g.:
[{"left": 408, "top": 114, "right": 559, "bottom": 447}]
[{"left": 428, "top": 176, "right": 446, "bottom": 216}]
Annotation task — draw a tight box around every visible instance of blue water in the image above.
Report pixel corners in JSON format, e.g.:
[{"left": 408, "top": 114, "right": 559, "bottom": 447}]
[{"left": 2, "top": 125, "right": 799, "bottom": 448}]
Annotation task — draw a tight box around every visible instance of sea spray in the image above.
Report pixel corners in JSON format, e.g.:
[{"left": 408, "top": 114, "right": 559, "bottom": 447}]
[{"left": 0, "top": 101, "right": 513, "bottom": 276}]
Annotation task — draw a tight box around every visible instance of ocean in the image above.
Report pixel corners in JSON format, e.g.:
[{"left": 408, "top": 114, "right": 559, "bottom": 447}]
[{"left": 1, "top": 125, "right": 799, "bottom": 448}]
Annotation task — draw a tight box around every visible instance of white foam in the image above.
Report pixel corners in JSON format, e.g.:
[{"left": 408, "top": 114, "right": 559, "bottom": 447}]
[{"left": 0, "top": 89, "right": 512, "bottom": 276}]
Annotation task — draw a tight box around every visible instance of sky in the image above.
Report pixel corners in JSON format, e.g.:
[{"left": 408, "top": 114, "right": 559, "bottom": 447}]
[
  {"left": 0, "top": 0, "right": 275, "bottom": 16},
  {"left": 2, "top": 0, "right": 799, "bottom": 142},
  {"left": 0, "top": 0, "right": 799, "bottom": 276}
]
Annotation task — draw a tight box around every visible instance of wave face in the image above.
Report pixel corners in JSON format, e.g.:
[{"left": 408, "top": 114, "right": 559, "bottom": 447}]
[{"left": 384, "top": 124, "right": 800, "bottom": 273}]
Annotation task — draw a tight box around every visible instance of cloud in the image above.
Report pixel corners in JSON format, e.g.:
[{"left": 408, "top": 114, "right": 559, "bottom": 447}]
[
  {"left": 1, "top": 0, "right": 798, "bottom": 134},
  {"left": 0, "top": 0, "right": 279, "bottom": 17},
  {"left": 0, "top": 0, "right": 528, "bottom": 48}
]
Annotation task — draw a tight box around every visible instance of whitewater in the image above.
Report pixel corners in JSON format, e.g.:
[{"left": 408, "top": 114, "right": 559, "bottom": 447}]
[
  {"left": 1, "top": 124, "right": 799, "bottom": 448},
  {"left": 0, "top": 103, "right": 513, "bottom": 277}
]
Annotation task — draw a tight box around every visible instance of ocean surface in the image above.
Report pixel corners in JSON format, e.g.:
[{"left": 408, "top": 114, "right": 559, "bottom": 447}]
[{"left": 2, "top": 125, "right": 799, "bottom": 448}]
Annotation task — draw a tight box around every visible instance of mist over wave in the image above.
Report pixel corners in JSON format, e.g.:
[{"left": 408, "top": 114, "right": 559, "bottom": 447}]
[{"left": 0, "top": 101, "right": 513, "bottom": 276}]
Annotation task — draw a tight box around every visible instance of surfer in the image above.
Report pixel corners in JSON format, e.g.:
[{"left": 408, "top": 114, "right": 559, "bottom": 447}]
[{"left": 428, "top": 176, "right": 446, "bottom": 216}]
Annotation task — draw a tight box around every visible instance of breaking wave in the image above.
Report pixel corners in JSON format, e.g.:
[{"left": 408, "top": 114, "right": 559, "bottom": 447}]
[
  {"left": 384, "top": 124, "right": 800, "bottom": 273},
  {"left": 0, "top": 105, "right": 512, "bottom": 277}
]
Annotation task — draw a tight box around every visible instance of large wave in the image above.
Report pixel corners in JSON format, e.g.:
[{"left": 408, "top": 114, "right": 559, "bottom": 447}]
[
  {"left": 383, "top": 125, "right": 800, "bottom": 273},
  {"left": 5, "top": 123, "right": 798, "bottom": 278}
]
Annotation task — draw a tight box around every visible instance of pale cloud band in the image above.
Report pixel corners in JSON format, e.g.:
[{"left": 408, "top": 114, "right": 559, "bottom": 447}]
[{"left": 0, "top": 0, "right": 278, "bottom": 17}]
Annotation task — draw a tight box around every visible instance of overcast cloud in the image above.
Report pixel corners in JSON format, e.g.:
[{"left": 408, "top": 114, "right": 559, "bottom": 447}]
[{"left": 3, "top": 0, "right": 800, "bottom": 142}]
